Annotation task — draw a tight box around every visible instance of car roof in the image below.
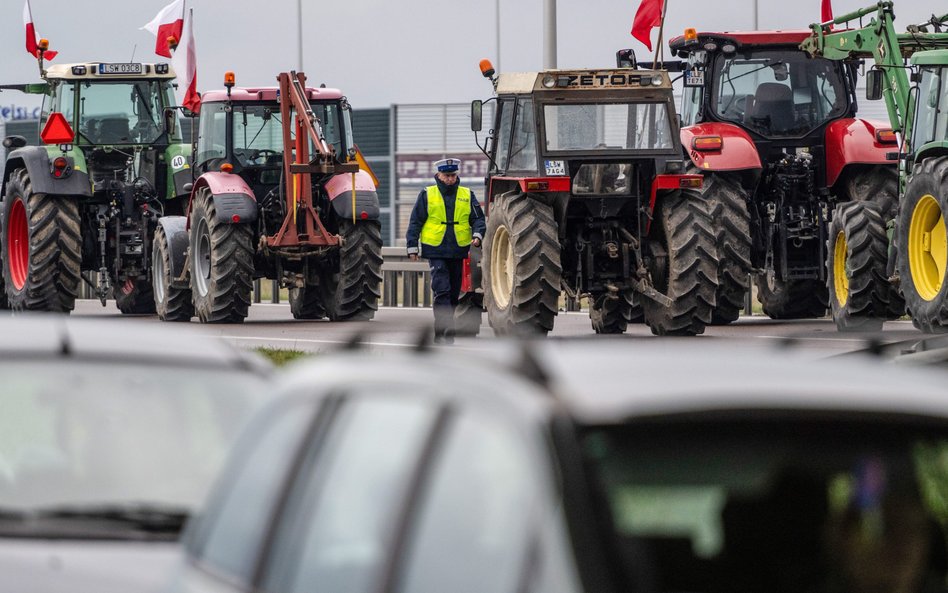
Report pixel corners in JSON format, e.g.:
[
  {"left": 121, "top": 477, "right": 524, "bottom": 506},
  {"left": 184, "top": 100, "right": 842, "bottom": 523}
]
[
  {"left": 529, "top": 340, "right": 948, "bottom": 425},
  {"left": 0, "top": 313, "right": 271, "bottom": 374},
  {"left": 669, "top": 31, "right": 812, "bottom": 53}
]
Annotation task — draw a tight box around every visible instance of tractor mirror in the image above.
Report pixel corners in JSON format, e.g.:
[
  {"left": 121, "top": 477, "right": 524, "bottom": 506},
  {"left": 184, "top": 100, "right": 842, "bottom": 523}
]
[
  {"left": 2, "top": 135, "right": 27, "bottom": 149},
  {"left": 163, "top": 108, "right": 177, "bottom": 136},
  {"left": 471, "top": 100, "right": 483, "bottom": 132},
  {"left": 866, "top": 70, "right": 883, "bottom": 101}
]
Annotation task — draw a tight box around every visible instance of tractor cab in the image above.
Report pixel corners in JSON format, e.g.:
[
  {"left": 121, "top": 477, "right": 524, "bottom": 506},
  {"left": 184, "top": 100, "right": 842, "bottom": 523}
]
[
  {"left": 194, "top": 86, "right": 353, "bottom": 193},
  {"left": 474, "top": 68, "right": 682, "bottom": 208}
]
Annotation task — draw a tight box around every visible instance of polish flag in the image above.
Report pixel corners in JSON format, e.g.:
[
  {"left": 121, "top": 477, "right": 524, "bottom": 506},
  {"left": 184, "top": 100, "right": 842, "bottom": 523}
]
[
  {"left": 142, "top": 0, "right": 185, "bottom": 59},
  {"left": 631, "top": 0, "right": 664, "bottom": 51},
  {"left": 171, "top": 9, "right": 200, "bottom": 113},
  {"left": 23, "top": 0, "right": 57, "bottom": 60}
]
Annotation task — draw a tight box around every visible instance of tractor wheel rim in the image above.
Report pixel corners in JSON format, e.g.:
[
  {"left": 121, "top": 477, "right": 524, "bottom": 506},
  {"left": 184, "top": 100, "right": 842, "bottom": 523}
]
[
  {"left": 153, "top": 242, "right": 166, "bottom": 305},
  {"left": 491, "top": 225, "right": 513, "bottom": 309},
  {"left": 7, "top": 197, "right": 28, "bottom": 290},
  {"left": 908, "top": 194, "right": 946, "bottom": 301},
  {"left": 194, "top": 219, "right": 211, "bottom": 297},
  {"left": 833, "top": 230, "right": 849, "bottom": 307}
]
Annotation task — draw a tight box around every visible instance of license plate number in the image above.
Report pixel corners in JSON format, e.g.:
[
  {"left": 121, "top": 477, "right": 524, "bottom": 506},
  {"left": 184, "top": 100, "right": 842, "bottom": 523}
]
[
  {"left": 98, "top": 63, "right": 143, "bottom": 75},
  {"left": 545, "top": 160, "right": 566, "bottom": 176}
]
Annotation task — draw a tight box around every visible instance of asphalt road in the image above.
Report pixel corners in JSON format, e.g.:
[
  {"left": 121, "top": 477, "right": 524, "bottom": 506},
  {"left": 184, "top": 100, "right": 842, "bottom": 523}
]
[{"left": 72, "top": 299, "right": 927, "bottom": 359}]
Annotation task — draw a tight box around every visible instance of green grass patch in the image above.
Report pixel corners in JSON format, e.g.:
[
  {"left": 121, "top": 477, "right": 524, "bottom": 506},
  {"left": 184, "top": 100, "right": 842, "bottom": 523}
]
[{"left": 255, "top": 347, "right": 311, "bottom": 366}]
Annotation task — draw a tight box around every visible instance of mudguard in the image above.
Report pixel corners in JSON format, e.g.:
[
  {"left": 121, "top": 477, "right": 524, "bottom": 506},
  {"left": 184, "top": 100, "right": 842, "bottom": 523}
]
[
  {"left": 157, "top": 215, "right": 190, "bottom": 289},
  {"left": 681, "top": 123, "right": 762, "bottom": 172},
  {"left": 2, "top": 146, "right": 92, "bottom": 198},
  {"left": 325, "top": 170, "right": 380, "bottom": 221},
  {"left": 191, "top": 172, "right": 258, "bottom": 224},
  {"left": 825, "top": 118, "right": 895, "bottom": 188}
]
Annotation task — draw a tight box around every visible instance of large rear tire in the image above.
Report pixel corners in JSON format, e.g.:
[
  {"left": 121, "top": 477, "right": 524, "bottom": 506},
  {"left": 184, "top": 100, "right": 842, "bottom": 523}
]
[
  {"left": 115, "top": 277, "right": 156, "bottom": 314},
  {"left": 641, "top": 190, "right": 718, "bottom": 336},
  {"left": 454, "top": 292, "right": 483, "bottom": 336},
  {"left": 482, "top": 192, "right": 561, "bottom": 335},
  {"left": 190, "top": 187, "right": 254, "bottom": 323},
  {"left": 153, "top": 224, "right": 194, "bottom": 322},
  {"left": 843, "top": 166, "right": 899, "bottom": 221},
  {"left": 895, "top": 156, "right": 948, "bottom": 333},
  {"left": 589, "top": 291, "right": 635, "bottom": 334},
  {"left": 319, "top": 220, "right": 383, "bottom": 321},
  {"left": 756, "top": 275, "right": 828, "bottom": 319},
  {"left": 827, "top": 201, "right": 896, "bottom": 332},
  {"left": 289, "top": 262, "right": 327, "bottom": 320},
  {"left": 2, "top": 168, "right": 81, "bottom": 313},
  {"left": 704, "top": 173, "right": 752, "bottom": 325}
]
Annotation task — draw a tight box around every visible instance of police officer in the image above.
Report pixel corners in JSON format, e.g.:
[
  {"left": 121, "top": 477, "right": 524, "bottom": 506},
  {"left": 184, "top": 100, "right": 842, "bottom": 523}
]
[{"left": 407, "top": 158, "right": 486, "bottom": 344}]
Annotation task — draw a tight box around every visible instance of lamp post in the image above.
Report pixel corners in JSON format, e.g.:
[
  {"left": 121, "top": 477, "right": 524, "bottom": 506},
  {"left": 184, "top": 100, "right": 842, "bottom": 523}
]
[
  {"left": 543, "top": 0, "right": 556, "bottom": 69},
  {"left": 496, "top": 0, "right": 501, "bottom": 72},
  {"left": 297, "top": 0, "right": 304, "bottom": 71}
]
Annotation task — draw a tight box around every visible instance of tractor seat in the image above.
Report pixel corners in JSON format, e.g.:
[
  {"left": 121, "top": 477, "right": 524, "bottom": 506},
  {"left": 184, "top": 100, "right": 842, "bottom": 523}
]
[
  {"left": 745, "top": 83, "right": 795, "bottom": 134},
  {"left": 98, "top": 117, "right": 131, "bottom": 143}
]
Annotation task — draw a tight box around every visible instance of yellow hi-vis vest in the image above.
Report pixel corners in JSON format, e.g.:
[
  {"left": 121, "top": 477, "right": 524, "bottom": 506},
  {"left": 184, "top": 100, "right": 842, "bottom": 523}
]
[{"left": 420, "top": 186, "right": 472, "bottom": 247}]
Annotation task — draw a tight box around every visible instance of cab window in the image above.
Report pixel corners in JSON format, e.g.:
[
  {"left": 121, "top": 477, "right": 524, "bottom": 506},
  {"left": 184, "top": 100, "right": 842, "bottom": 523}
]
[
  {"left": 508, "top": 98, "right": 538, "bottom": 172},
  {"left": 914, "top": 67, "right": 944, "bottom": 152},
  {"left": 493, "top": 98, "right": 514, "bottom": 172},
  {"left": 681, "top": 85, "right": 702, "bottom": 127}
]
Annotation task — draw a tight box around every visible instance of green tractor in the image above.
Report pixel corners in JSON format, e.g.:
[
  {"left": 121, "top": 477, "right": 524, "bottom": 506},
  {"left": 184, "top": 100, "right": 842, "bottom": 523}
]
[
  {"left": 802, "top": 2, "right": 948, "bottom": 332},
  {"left": 0, "top": 60, "right": 191, "bottom": 313}
]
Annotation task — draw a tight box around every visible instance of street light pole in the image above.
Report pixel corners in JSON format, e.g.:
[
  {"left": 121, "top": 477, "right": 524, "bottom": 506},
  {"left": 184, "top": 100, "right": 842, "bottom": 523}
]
[
  {"left": 496, "top": 0, "right": 501, "bottom": 72},
  {"left": 752, "top": 0, "right": 759, "bottom": 30},
  {"left": 543, "top": 0, "right": 556, "bottom": 69},
  {"left": 297, "top": 0, "right": 304, "bottom": 71}
]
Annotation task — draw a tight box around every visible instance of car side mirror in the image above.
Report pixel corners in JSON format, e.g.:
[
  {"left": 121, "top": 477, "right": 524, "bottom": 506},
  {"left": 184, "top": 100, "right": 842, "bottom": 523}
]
[
  {"left": 2, "top": 135, "right": 27, "bottom": 149},
  {"left": 163, "top": 108, "right": 177, "bottom": 136},
  {"left": 471, "top": 100, "right": 483, "bottom": 132},
  {"left": 866, "top": 70, "right": 883, "bottom": 101}
]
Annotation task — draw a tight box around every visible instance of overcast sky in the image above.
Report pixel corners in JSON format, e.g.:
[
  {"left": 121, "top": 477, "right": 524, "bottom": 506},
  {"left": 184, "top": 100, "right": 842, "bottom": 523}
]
[{"left": 2, "top": 0, "right": 945, "bottom": 110}]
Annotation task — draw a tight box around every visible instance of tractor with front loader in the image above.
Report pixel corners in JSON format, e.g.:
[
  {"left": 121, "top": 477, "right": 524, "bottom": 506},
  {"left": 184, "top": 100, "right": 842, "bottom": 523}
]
[
  {"left": 468, "top": 60, "right": 719, "bottom": 336},
  {"left": 155, "top": 71, "right": 382, "bottom": 323},
  {"left": 0, "top": 55, "right": 191, "bottom": 313},
  {"left": 667, "top": 25, "right": 900, "bottom": 324},
  {"left": 802, "top": 2, "right": 948, "bottom": 332}
]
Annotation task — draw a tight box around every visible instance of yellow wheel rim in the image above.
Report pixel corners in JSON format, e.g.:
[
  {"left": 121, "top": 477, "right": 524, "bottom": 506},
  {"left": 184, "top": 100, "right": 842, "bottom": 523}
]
[
  {"left": 833, "top": 230, "right": 849, "bottom": 307},
  {"left": 908, "top": 194, "right": 947, "bottom": 301},
  {"left": 490, "top": 224, "right": 513, "bottom": 309}
]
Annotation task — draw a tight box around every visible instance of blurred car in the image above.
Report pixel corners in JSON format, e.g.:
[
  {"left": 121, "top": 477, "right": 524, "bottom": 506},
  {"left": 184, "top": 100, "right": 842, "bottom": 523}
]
[
  {"left": 0, "top": 315, "right": 271, "bottom": 593},
  {"left": 170, "top": 338, "right": 948, "bottom": 593}
]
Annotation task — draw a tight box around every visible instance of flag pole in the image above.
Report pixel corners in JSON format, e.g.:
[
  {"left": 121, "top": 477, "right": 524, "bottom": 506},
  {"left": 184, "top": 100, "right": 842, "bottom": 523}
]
[{"left": 652, "top": 0, "right": 668, "bottom": 69}]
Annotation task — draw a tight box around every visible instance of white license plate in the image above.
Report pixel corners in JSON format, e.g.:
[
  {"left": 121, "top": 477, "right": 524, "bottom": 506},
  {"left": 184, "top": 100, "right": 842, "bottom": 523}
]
[
  {"left": 545, "top": 160, "right": 566, "bottom": 176},
  {"left": 99, "top": 63, "right": 143, "bottom": 75}
]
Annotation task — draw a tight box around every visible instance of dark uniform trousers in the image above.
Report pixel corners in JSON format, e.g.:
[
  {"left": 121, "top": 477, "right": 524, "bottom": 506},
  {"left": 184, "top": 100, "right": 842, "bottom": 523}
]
[{"left": 429, "top": 258, "right": 464, "bottom": 338}]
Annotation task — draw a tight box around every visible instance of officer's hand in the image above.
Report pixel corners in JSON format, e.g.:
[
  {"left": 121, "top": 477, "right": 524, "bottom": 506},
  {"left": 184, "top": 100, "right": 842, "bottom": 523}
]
[
  {"left": 409, "top": 254, "right": 418, "bottom": 262},
  {"left": 472, "top": 237, "right": 482, "bottom": 248}
]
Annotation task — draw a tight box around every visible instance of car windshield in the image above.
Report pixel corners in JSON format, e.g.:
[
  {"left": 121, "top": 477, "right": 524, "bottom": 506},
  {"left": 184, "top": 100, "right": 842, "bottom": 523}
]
[
  {"left": 543, "top": 102, "right": 674, "bottom": 152},
  {"left": 58, "top": 80, "right": 177, "bottom": 145},
  {"left": 582, "top": 418, "right": 948, "bottom": 593},
  {"left": 712, "top": 50, "right": 848, "bottom": 137},
  {"left": 0, "top": 361, "right": 265, "bottom": 525}
]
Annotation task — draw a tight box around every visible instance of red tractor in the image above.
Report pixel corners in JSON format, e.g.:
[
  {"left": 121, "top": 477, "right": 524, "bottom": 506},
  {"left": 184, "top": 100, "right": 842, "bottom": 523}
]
[
  {"left": 666, "top": 28, "right": 900, "bottom": 322},
  {"left": 153, "top": 71, "right": 382, "bottom": 323}
]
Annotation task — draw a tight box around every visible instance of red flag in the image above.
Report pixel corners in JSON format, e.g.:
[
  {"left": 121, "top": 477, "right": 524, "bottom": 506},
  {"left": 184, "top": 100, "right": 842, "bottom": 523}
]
[
  {"left": 142, "top": 0, "right": 185, "bottom": 58},
  {"left": 631, "top": 0, "right": 664, "bottom": 51},
  {"left": 821, "top": 0, "right": 833, "bottom": 22},
  {"left": 23, "top": 0, "right": 57, "bottom": 60},
  {"left": 171, "top": 9, "right": 200, "bottom": 113}
]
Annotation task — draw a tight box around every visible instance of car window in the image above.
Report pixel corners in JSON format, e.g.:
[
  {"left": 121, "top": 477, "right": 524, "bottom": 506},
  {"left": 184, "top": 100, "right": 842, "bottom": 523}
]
[
  {"left": 190, "top": 399, "right": 316, "bottom": 585},
  {"left": 0, "top": 361, "right": 264, "bottom": 514},
  {"left": 395, "top": 408, "right": 538, "bottom": 593},
  {"left": 261, "top": 395, "right": 438, "bottom": 593},
  {"left": 581, "top": 418, "right": 948, "bottom": 593},
  {"left": 493, "top": 98, "right": 514, "bottom": 172},
  {"left": 509, "top": 98, "right": 537, "bottom": 172}
]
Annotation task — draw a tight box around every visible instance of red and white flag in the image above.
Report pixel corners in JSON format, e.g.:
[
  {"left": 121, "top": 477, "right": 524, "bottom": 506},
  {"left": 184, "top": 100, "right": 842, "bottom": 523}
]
[
  {"left": 821, "top": 0, "right": 833, "bottom": 22},
  {"left": 142, "top": 0, "right": 185, "bottom": 59},
  {"left": 631, "top": 0, "right": 664, "bottom": 51},
  {"left": 23, "top": 0, "right": 57, "bottom": 60},
  {"left": 170, "top": 9, "right": 200, "bottom": 113}
]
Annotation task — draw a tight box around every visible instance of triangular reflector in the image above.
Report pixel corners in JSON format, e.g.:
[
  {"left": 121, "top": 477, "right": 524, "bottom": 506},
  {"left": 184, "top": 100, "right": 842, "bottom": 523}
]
[{"left": 40, "top": 112, "right": 74, "bottom": 144}]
